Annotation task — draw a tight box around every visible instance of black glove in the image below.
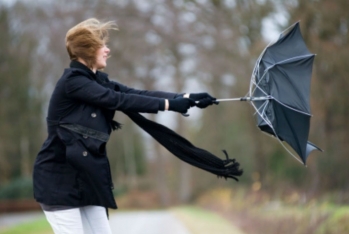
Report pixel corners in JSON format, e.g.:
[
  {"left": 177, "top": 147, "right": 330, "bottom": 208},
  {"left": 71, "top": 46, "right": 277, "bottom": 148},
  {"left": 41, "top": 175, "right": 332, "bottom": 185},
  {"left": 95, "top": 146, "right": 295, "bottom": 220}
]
[
  {"left": 169, "top": 98, "right": 195, "bottom": 113},
  {"left": 189, "top": 92, "right": 218, "bottom": 108},
  {"left": 195, "top": 97, "right": 218, "bottom": 108},
  {"left": 189, "top": 92, "right": 215, "bottom": 101}
]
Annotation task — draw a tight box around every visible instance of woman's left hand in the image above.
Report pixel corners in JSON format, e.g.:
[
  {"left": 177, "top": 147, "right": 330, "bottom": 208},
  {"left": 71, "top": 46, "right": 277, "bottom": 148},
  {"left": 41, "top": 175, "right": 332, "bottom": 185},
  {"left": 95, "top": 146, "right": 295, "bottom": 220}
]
[{"left": 188, "top": 92, "right": 219, "bottom": 109}]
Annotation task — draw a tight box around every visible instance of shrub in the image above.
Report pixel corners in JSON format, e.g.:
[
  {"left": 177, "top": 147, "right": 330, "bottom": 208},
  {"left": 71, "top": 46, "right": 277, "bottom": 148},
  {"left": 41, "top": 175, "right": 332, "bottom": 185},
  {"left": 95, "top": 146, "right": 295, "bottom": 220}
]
[{"left": 0, "top": 177, "right": 33, "bottom": 200}]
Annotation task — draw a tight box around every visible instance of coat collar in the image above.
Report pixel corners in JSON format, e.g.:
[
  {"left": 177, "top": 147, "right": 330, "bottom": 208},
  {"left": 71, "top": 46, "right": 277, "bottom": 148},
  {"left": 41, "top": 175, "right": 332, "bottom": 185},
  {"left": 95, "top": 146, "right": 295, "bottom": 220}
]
[
  {"left": 70, "top": 60, "right": 96, "bottom": 79},
  {"left": 69, "top": 60, "right": 109, "bottom": 84}
]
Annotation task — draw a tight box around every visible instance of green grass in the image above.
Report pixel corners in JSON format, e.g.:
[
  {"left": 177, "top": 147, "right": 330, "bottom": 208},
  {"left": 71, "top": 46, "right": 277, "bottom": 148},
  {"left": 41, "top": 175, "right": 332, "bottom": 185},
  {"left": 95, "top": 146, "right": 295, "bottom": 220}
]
[
  {"left": 315, "top": 206, "right": 349, "bottom": 234},
  {"left": 171, "top": 206, "right": 245, "bottom": 234},
  {"left": 0, "top": 218, "right": 52, "bottom": 234}
]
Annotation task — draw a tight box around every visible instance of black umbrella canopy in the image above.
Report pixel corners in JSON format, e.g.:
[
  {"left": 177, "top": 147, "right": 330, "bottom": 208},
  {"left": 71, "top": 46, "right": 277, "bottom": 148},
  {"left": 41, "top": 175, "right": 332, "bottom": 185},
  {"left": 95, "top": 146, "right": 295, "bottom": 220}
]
[{"left": 251, "top": 22, "right": 322, "bottom": 164}]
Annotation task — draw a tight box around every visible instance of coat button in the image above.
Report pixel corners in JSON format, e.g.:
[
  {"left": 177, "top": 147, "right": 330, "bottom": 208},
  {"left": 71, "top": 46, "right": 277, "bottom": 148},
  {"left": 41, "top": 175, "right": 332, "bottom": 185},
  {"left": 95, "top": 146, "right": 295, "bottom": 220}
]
[
  {"left": 91, "top": 113, "right": 97, "bottom": 118},
  {"left": 82, "top": 151, "right": 88, "bottom": 157},
  {"left": 83, "top": 135, "right": 88, "bottom": 139}
]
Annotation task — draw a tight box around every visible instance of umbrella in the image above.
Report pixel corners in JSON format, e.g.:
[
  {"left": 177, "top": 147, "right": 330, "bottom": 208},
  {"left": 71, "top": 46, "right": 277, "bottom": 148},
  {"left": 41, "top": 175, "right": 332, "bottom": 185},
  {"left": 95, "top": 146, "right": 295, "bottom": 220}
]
[{"left": 216, "top": 22, "right": 322, "bottom": 164}]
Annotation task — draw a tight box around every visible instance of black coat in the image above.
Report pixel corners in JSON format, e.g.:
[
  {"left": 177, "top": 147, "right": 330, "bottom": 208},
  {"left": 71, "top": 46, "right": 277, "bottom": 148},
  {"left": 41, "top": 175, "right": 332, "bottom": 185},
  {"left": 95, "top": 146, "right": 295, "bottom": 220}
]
[{"left": 33, "top": 61, "right": 179, "bottom": 209}]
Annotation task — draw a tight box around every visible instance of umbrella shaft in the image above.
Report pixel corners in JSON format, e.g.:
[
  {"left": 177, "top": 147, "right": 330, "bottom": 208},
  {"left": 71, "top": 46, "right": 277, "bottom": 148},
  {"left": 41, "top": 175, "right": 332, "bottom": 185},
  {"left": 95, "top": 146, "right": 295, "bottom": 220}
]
[
  {"left": 216, "top": 97, "right": 271, "bottom": 102},
  {"left": 216, "top": 98, "right": 243, "bottom": 102}
]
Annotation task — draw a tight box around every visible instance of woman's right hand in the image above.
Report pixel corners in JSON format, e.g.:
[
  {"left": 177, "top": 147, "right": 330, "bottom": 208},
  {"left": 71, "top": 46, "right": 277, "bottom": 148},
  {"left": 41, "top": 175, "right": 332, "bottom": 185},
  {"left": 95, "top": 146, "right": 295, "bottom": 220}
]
[{"left": 168, "top": 98, "right": 195, "bottom": 113}]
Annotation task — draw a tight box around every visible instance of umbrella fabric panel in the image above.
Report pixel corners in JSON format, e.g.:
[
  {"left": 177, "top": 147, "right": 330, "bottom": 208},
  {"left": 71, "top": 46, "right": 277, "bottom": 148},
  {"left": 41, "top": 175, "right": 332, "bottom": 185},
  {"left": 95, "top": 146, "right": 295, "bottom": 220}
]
[
  {"left": 268, "top": 55, "right": 315, "bottom": 113},
  {"left": 255, "top": 100, "right": 312, "bottom": 163},
  {"left": 306, "top": 141, "right": 323, "bottom": 157},
  {"left": 273, "top": 101, "right": 311, "bottom": 163},
  {"left": 263, "top": 23, "right": 312, "bottom": 64}
]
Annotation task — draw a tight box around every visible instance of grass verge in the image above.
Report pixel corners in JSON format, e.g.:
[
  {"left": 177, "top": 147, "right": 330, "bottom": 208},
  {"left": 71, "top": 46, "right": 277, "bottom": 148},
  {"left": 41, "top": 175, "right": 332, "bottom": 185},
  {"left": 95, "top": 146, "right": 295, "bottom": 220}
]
[
  {"left": 171, "top": 206, "right": 245, "bottom": 234},
  {"left": 0, "top": 218, "right": 52, "bottom": 234},
  {"left": 196, "top": 187, "right": 349, "bottom": 234}
]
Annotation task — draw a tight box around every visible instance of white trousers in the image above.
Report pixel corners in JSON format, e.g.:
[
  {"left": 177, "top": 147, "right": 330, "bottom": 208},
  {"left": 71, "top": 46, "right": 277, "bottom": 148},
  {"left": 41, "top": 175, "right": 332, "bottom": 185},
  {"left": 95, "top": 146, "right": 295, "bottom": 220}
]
[{"left": 43, "top": 206, "right": 112, "bottom": 234}]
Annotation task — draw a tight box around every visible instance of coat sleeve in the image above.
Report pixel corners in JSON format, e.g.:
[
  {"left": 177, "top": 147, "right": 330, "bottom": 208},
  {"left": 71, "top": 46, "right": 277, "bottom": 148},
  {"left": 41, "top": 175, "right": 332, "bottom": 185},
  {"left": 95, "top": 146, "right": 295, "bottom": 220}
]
[
  {"left": 65, "top": 74, "right": 164, "bottom": 113},
  {"left": 110, "top": 80, "right": 183, "bottom": 99}
]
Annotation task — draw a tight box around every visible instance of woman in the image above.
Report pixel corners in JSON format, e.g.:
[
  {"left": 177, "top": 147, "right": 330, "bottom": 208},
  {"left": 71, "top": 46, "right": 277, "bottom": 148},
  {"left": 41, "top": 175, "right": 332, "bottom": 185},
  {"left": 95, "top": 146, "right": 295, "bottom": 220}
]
[{"left": 33, "top": 18, "right": 216, "bottom": 233}]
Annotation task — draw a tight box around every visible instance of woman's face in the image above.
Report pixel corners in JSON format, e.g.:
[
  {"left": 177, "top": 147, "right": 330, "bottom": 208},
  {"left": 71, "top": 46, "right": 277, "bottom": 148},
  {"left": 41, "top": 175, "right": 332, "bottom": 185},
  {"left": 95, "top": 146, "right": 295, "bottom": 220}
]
[{"left": 94, "top": 45, "right": 110, "bottom": 70}]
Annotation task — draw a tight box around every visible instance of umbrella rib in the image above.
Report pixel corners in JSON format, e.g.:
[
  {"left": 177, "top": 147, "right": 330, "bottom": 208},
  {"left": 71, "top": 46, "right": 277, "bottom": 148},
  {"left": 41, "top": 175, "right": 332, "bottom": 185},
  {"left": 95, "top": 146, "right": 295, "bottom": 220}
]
[
  {"left": 250, "top": 47, "right": 268, "bottom": 96},
  {"left": 250, "top": 76, "right": 269, "bottom": 97},
  {"left": 260, "top": 100, "right": 269, "bottom": 118},
  {"left": 250, "top": 101, "right": 273, "bottom": 128},
  {"left": 278, "top": 21, "right": 300, "bottom": 38},
  {"left": 252, "top": 99, "right": 268, "bottom": 116},
  {"left": 261, "top": 130, "right": 304, "bottom": 165},
  {"left": 275, "top": 137, "right": 304, "bottom": 164},
  {"left": 263, "top": 22, "right": 300, "bottom": 49},
  {"left": 265, "top": 54, "right": 314, "bottom": 71},
  {"left": 272, "top": 98, "right": 312, "bottom": 116},
  {"left": 250, "top": 60, "right": 273, "bottom": 98}
]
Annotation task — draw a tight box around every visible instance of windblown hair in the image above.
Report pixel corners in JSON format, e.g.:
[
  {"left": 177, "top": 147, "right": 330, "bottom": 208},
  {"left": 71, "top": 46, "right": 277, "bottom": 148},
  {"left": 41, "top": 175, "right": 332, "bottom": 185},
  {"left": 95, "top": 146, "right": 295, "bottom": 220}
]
[{"left": 65, "top": 18, "right": 118, "bottom": 68}]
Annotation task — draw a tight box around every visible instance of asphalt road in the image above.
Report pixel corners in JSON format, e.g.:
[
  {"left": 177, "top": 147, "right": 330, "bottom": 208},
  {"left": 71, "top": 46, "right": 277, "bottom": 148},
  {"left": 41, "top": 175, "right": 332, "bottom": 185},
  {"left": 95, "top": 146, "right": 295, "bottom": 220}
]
[
  {"left": 0, "top": 211, "right": 44, "bottom": 229},
  {"left": 109, "top": 210, "right": 191, "bottom": 234},
  {"left": 0, "top": 210, "right": 191, "bottom": 234}
]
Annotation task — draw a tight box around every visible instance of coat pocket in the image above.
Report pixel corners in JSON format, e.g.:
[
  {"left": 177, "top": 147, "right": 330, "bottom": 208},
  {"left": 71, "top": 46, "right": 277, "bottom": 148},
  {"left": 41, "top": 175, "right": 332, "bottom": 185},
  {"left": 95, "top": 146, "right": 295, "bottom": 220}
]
[{"left": 33, "top": 164, "right": 81, "bottom": 203}]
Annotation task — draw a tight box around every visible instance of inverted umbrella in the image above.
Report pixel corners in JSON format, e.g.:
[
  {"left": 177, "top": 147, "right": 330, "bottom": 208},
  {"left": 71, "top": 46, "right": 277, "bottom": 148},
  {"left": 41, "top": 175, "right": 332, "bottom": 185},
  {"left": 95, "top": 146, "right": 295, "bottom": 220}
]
[{"left": 216, "top": 22, "right": 322, "bottom": 164}]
